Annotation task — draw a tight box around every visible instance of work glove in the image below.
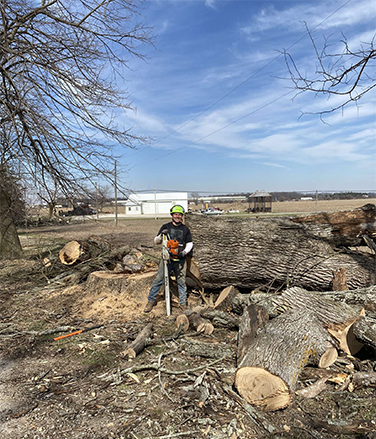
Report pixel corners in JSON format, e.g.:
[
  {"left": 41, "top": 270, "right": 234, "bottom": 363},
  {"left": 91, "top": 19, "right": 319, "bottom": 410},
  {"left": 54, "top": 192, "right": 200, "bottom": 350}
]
[
  {"left": 178, "top": 250, "right": 187, "bottom": 259},
  {"left": 160, "top": 229, "right": 168, "bottom": 235}
]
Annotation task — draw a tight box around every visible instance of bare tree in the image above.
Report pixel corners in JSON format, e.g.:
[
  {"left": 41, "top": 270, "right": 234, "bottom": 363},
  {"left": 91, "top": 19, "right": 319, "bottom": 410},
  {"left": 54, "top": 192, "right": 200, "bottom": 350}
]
[
  {"left": 283, "top": 23, "right": 376, "bottom": 118},
  {"left": 0, "top": 0, "right": 153, "bottom": 257}
]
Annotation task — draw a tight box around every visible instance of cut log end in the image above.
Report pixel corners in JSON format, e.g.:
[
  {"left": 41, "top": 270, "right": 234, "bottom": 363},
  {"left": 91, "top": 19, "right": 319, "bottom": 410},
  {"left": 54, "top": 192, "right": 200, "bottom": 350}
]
[
  {"left": 176, "top": 314, "right": 190, "bottom": 332},
  {"left": 235, "top": 366, "right": 291, "bottom": 411},
  {"left": 197, "top": 322, "right": 214, "bottom": 335},
  {"left": 59, "top": 241, "right": 85, "bottom": 265},
  {"left": 125, "top": 348, "right": 137, "bottom": 358},
  {"left": 318, "top": 347, "right": 338, "bottom": 369}
]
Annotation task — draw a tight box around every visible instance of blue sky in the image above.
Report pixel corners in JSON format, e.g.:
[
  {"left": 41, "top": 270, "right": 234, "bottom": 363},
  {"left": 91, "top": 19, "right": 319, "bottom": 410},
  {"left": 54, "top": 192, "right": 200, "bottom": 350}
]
[{"left": 116, "top": 0, "right": 376, "bottom": 194}]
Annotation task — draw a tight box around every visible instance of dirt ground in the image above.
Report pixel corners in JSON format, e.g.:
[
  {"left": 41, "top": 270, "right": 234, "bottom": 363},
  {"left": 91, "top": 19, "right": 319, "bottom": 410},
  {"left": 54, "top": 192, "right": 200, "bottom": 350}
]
[{"left": 1, "top": 206, "right": 376, "bottom": 439}]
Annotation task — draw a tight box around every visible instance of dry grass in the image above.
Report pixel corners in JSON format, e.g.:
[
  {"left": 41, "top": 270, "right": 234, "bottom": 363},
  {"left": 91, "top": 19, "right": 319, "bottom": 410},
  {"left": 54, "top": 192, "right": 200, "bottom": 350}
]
[{"left": 207, "top": 198, "right": 376, "bottom": 215}]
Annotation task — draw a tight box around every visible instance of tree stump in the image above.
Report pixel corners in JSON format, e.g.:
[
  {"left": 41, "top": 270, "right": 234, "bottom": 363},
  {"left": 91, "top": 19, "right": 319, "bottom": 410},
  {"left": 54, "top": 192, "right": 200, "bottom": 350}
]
[
  {"left": 235, "top": 310, "right": 337, "bottom": 411},
  {"left": 124, "top": 323, "right": 153, "bottom": 358},
  {"left": 86, "top": 270, "right": 156, "bottom": 298}
]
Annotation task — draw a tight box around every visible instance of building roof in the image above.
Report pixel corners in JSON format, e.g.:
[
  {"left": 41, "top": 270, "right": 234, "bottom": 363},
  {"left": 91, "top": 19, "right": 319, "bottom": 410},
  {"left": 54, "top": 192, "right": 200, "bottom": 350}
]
[{"left": 249, "top": 189, "right": 271, "bottom": 198}]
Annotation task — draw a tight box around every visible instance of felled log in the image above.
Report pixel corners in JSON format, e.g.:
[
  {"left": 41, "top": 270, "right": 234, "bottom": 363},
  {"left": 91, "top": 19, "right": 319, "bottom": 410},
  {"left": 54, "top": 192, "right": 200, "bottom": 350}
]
[
  {"left": 291, "top": 204, "right": 376, "bottom": 246},
  {"left": 235, "top": 310, "right": 338, "bottom": 411},
  {"left": 237, "top": 304, "right": 269, "bottom": 365},
  {"left": 332, "top": 267, "right": 348, "bottom": 291},
  {"left": 124, "top": 323, "right": 153, "bottom": 358},
  {"left": 59, "top": 240, "right": 91, "bottom": 265},
  {"left": 185, "top": 210, "right": 375, "bottom": 291},
  {"left": 351, "top": 371, "right": 376, "bottom": 389},
  {"left": 59, "top": 235, "right": 112, "bottom": 265},
  {"left": 243, "top": 285, "right": 376, "bottom": 318},
  {"left": 352, "top": 316, "right": 376, "bottom": 349},
  {"left": 278, "top": 287, "right": 366, "bottom": 354}
]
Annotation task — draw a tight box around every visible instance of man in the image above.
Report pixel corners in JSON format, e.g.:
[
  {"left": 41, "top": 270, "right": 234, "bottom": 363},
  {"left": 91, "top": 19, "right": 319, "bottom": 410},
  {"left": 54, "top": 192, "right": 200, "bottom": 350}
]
[{"left": 144, "top": 205, "right": 193, "bottom": 313}]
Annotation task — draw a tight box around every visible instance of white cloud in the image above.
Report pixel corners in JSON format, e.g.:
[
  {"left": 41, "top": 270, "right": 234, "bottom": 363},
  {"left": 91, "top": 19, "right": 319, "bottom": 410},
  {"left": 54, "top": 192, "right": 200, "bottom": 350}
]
[
  {"left": 303, "top": 140, "right": 371, "bottom": 162},
  {"left": 258, "top": 162, "right": 289, "bottom": 168},
  {"left": 241, "top": 0, "right": 376, "bottom": 35}
]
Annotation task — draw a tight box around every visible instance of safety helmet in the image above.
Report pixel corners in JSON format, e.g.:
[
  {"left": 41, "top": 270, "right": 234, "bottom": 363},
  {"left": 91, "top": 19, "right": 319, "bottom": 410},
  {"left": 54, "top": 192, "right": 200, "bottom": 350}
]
[{"left": 170, "top": 205, "right": 185, "bottom": 215}]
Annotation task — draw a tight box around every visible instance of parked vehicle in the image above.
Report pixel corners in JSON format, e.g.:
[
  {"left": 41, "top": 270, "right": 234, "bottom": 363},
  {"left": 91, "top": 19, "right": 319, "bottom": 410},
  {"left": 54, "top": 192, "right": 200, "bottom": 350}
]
[
  {"left": 62, "top": 205, "right": 97, "bottom": 216},
  {"left": 202, "top": 208, "right": 224, "bottom": 215},
  {"left": 227, "top": 209, "right": 239, "bottom": 213}
]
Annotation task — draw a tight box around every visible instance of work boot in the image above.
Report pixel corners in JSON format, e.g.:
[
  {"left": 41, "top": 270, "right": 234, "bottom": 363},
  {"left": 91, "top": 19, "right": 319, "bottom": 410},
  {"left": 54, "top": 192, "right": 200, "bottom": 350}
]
[{"left": 144, "top": 301, "right": 156, "bottom": 313}]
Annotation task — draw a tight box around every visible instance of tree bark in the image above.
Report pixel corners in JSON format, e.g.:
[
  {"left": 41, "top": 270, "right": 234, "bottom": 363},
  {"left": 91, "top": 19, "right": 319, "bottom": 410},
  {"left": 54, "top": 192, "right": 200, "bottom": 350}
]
[
  {"left": 291, "top": 204, "right": 376, "bottom": 246},
  {"left": 278, "top": 287, "right": 365, "bottom": 354},
  {"left": 0, "top": 181, "right": 23, "bottom": 259},
  {"left": 185, "top": 212, "right": 375, "bottom": 291},
  {"left": 352, "top": 316, "right": 376, "bottom": 349},
  {"left": 237, "top": 304, "right": 269, "bottom": 365},
  {"left": 235, "top": 310, "right": 337, "bottom": 411}
]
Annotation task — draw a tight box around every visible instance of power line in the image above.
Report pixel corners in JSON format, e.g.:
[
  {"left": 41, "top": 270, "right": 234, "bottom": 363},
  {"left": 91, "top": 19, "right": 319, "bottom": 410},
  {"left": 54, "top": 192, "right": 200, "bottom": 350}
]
[
  {"left": 126, "top": 0, "right": 353, "bottom": 162},
  {"left": 129, "top": 89, "right": 294, "bottom": 168}
]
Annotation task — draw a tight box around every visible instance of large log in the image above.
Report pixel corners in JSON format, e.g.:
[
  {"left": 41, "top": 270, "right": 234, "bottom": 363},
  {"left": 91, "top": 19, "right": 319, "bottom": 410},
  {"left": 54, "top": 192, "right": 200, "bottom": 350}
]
[
  {"left": 185, "top": 210, "right": 375, "bottom": 291},
  {"left": 291, "top": 204, "right": 376, "bottom": 246},
  {"left": 244, "top": 285, "right": 376, "bottom": 318},
  {"left": 235, "top": 310, "right": 338, "bottom": 411},
  {"left": 278, "top": 287, "right": 365, "bottom": 354}
]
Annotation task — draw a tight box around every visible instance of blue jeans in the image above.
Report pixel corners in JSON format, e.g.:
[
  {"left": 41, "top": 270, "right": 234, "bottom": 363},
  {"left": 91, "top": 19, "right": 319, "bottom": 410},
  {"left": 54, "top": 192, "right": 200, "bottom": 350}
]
[{"left": 148, "top": 258, "right": 187, "bottom": 305}]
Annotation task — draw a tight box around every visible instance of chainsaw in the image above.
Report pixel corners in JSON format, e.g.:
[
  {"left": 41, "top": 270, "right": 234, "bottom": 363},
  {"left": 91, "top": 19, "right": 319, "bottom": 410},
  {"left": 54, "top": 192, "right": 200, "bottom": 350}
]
[
  {"left": 166, "top": 238, "right": 180, "bottom": 262},
  {"left": 162, "top": 233, "right": 180, "bottom": 316}
]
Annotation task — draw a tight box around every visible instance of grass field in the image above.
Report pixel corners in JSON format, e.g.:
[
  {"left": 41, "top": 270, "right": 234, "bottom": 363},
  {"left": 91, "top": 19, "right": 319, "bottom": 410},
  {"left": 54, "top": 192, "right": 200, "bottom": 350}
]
[{"left": 214, "top": 197, "right": 376, "bottom": 215}]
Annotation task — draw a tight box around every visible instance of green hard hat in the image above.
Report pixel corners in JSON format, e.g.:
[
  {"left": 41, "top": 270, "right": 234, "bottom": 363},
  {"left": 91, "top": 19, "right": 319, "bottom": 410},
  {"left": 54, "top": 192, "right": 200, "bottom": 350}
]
[{"left": 170, "top": 205, "right": 185, "bottom": 215}]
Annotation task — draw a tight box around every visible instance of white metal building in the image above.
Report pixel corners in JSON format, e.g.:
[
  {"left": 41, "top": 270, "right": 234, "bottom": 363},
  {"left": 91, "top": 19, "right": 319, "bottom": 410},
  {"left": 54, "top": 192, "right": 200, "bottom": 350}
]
[{"left": 123, "top": 192, "right": 188, "bottom": 216}]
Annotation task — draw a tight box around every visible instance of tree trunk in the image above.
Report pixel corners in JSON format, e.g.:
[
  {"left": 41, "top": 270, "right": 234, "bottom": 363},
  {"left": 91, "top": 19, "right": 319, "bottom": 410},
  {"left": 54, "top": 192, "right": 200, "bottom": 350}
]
[
  {"left": 278, "top": 287, "right": 365, "bottom": 354},
  {"left": 185, "top": 211, "right": 375, "bottom": 291},
  {"left": 237, "top": 304, "right": 269, "bottom": 365},
  {"left": 352, "top": 316, "right": 376, "bottom": 349},
  {"left": 235, "top": 310, "right": 338, "bottom": 411},
  {"left": 0, "top": 182, "right": 23, "bottom": 259},
  {"left": 291, "top": 204, "right": 376, "bottom": 246},
  {"left": 243, "top": 285, "right": 376, "bottom": 318}
]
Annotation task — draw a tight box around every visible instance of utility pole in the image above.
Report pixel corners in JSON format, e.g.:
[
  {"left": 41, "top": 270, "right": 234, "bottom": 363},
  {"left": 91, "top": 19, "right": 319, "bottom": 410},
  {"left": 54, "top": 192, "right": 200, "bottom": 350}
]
[
  {"left": 315, "top": 190, "right": 318, "bottom": 212},
  {"left": 95, "top": 183, "right": 99, "bottom": 220},
  {"left": 154, "top": 188, "right": 157, "bottom": 220},
  {"left": 114, "top": 160, "right": 118, "bottom": 226}
]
